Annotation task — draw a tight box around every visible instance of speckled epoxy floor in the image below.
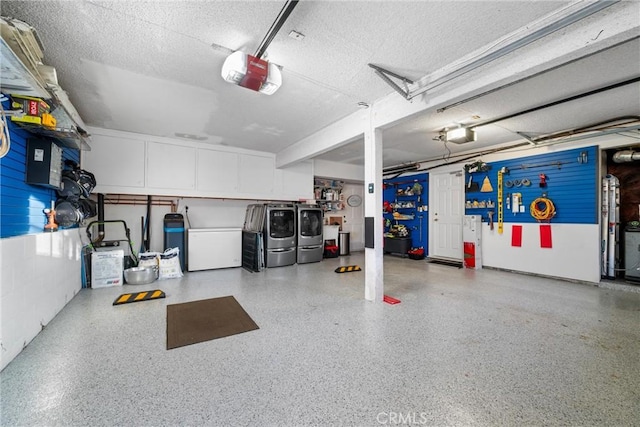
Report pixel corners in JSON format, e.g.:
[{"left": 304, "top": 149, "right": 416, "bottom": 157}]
[{"left": 2, "top": 253, "right": 639, "bottom": 426}]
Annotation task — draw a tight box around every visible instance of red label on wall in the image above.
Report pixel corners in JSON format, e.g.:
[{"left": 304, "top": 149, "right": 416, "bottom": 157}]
[
  {"left": 540, "top": 224, "right": 553, "bottom": 248},
  {"left": 511, "top": 225, "right": 522, "bottom": 247}
]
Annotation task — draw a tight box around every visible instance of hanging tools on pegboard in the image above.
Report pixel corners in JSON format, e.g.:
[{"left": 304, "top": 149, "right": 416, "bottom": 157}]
[{"left": 497, "top": 167, "right": 507, "bottom": 234}]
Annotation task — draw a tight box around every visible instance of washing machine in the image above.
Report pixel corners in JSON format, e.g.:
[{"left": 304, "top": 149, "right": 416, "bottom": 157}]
[
  {"left": 296, "top": 204, "right": 323, "bottom": 264},
  {"left": 264, "top": 204, "right": 297, "bottom": 267}
]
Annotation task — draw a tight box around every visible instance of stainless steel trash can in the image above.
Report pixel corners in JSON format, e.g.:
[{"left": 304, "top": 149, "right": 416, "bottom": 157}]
[{"left": 339, "top": 231, "right": 350, "bottom": 256}]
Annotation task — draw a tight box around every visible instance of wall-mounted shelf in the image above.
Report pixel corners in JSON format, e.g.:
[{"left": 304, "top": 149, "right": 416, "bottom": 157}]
[
  {"left": 1, "top": 17, "right": 91, "bottom": 151},
  {"left": 14, "top": 121, "right": 91, "bottom": 150},
  {"left": 314, "top": 178, "right": 344, "bottom": 212},
  {"left": 383, "top": 174, "right": 428, "bottom": 252}
]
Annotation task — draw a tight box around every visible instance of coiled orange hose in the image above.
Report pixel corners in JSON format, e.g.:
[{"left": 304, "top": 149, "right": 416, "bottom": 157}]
[{"left": 530, "top": 197, "right": 556, "bottom": 221}]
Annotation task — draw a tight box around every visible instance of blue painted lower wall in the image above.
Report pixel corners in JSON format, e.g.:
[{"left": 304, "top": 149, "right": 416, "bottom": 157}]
[{"left": 1, "top": 101, "right": 80, "bottom": 238}]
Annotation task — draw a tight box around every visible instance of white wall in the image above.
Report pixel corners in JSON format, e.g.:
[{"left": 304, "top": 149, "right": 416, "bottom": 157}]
[
  {"left": 1, "top": 229, "right": 84, "bottom": 371},
  {"left": 481, "top": 223, "right": 601, "bottom": 283},
  {"left": 333, "top": 183, "right": 365, "bottom": 252},
  {"left": 314, "top": 159, "right": 364, "bottom": 183},
  {"left": 101, "top": 198, "right": 256, "bottom": 254}
]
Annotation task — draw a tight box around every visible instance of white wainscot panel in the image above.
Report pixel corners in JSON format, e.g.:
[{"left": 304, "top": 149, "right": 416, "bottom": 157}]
[
  {"left": 196, "top": 149, "right": 239, "bottom": 192},
  {"left": 239, "top": 154, "right": 274, "bottom": 195},
  {"left": 82, "top": 134, "right": 145, "bottom": 187},
  {"left": 481, "top": 223, "right": 600, "bottom": 283},
  {"left": 147, "top": 142, "right": 196, "bottom": 190}
]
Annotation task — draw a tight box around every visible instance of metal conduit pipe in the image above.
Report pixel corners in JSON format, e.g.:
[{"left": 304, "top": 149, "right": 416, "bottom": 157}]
[
  {"left": 382, "top": 141, "right": 530, "bottom": 174},
  {"left": 469, "top": 78, "right": 640, "bottom": 130},
  {"left": 613, "top": 150, "right": 640, "bottom": 163},
  {"left": 522, "top": 116, "right": 640, "bottom": 145},
  {"left": 94, "top": 193, "right": 105, "bottom": 245},
  {"left": 103, "top": 199, "right": 175, "bottom": 207}
]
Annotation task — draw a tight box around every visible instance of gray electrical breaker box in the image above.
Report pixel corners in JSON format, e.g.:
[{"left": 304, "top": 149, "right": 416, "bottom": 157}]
[{"left": 26, "top": 138, "right": 63, "bottom": 189}]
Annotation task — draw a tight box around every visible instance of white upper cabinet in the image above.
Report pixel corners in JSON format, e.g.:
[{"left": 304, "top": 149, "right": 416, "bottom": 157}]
[
  {"left": 146, "top": 142, "right": 196, "bottom": 190},
  {"left": 82, "top": 133, "right": 145, "bottom": 188},
  {"left": 196, "top": 149, "right": 239, "bottom": 193},
  {"left": 83, "top": 127, "right": 311, "bottom": 201},
  {"left": 239, "top": 154, "right": 274, "bottom": 195}
]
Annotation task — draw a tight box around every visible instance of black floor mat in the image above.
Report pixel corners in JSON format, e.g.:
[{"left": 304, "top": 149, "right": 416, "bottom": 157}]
[{"left": 426, "top": 258, "right": 463, "bottom": 268}]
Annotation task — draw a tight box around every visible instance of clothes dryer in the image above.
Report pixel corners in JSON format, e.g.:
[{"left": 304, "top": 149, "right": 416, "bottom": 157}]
[{"left": 297, "top": 204, "right": 323, "bottom": 263}]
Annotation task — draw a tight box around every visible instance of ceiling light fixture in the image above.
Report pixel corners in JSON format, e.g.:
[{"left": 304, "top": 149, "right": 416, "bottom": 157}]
[{"left": 445, "top": 126, "right": 476, "bottom": 144}]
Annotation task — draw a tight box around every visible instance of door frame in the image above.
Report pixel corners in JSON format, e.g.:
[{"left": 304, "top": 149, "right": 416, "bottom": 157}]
[{"left": 428, "top": 163, "right": 465, "bottom": 260}]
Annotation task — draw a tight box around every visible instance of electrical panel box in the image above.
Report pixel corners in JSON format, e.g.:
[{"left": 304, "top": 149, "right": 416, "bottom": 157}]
[{"left": 26, "top": 138, "right": 62, "bottom": 189}]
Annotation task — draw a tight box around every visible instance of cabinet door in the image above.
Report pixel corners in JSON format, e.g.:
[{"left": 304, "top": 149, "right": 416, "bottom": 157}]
[
  {"left": 196, "top": 149, "right": 239, "bottom": 192},
  {"left": 82, "top": 134, "right": 145, "bottom": 188},
  {"left": 239, "top": 154, "right": 274, "bottom": 195},
  {"left": 274, "top": 160, "right": 313, "bottom": 200},
  {"left": 147, "top": 142, "right": 196, "bottom": 189}
]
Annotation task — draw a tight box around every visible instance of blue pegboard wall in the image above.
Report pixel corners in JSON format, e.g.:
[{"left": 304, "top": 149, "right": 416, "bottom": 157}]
[
  {"left": 464, "top": 146, "right": 598, "bottom": 224},
  {"left": 0, "top": 99, "right": 80, "bottom": 238},
  {"left": 383, "top": 172, "right": 429, "bottom": 249}
]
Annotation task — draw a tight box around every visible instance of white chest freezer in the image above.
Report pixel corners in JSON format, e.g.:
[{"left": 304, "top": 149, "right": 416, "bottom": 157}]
[{"left": 187, "top": 228, "right": 242, "bottom": 271}]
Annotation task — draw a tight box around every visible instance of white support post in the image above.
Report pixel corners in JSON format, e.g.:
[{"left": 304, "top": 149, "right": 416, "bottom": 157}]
[{"left": 364, "top": 111, "right": 384, "bottom": 302}]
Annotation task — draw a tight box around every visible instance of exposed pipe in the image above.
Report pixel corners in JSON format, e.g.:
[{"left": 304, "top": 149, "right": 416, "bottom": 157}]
[
  {"left": 254, "top": 0, "right": 299, "bottom": 60},
  {"left": 145, "top": 195, "right": 152, "bottom": 251},
  {"left": 383, "top": 141, "right": 529, "bottom": 174},
  {"left": 383, "top": 162, "right": 420, "bottom": 174},
  {"left": 103, "top": 199, "right": 175, "bottom": 207},
  {"left": 613, "top": 150, "right": 640, "bottom": 163},
  {"left": 469, "top": 77, "right": 640, "bottom": 130},
  {"left": 95, "top": 193, "right": 105, "bottom": 244},
  {"left": 384, "top": 119, "right": 640, "bottom": 176},
  {"left": 521, "top": 116, "right": 640, "bottom": 145}
]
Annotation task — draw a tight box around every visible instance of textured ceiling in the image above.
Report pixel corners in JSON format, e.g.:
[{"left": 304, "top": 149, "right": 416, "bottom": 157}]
[{"left": 1, "top": 0, "right": 638, "bottom": 169}]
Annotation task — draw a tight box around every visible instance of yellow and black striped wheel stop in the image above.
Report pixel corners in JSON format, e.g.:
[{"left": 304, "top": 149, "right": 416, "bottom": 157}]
[
  {"left": 335, "top": 265, "right": 362, "bottom": 273},
  {"left": 113, "top": 289, "right": 166, "bottom": 306}
]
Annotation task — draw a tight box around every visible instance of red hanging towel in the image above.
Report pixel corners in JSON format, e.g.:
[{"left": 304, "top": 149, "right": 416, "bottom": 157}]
[{"left": 540, "top": 224, "right": 552, "bottom": 248}]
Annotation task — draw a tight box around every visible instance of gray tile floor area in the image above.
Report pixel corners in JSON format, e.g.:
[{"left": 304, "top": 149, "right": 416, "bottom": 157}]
[{"left": 2, "top": 253, "right": 639, "bottom": 426}]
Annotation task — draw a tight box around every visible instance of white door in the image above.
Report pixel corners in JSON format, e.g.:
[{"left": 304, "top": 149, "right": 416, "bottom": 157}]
[{"left": 430, "top": 169, "right": 464, "bottom": 260}]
